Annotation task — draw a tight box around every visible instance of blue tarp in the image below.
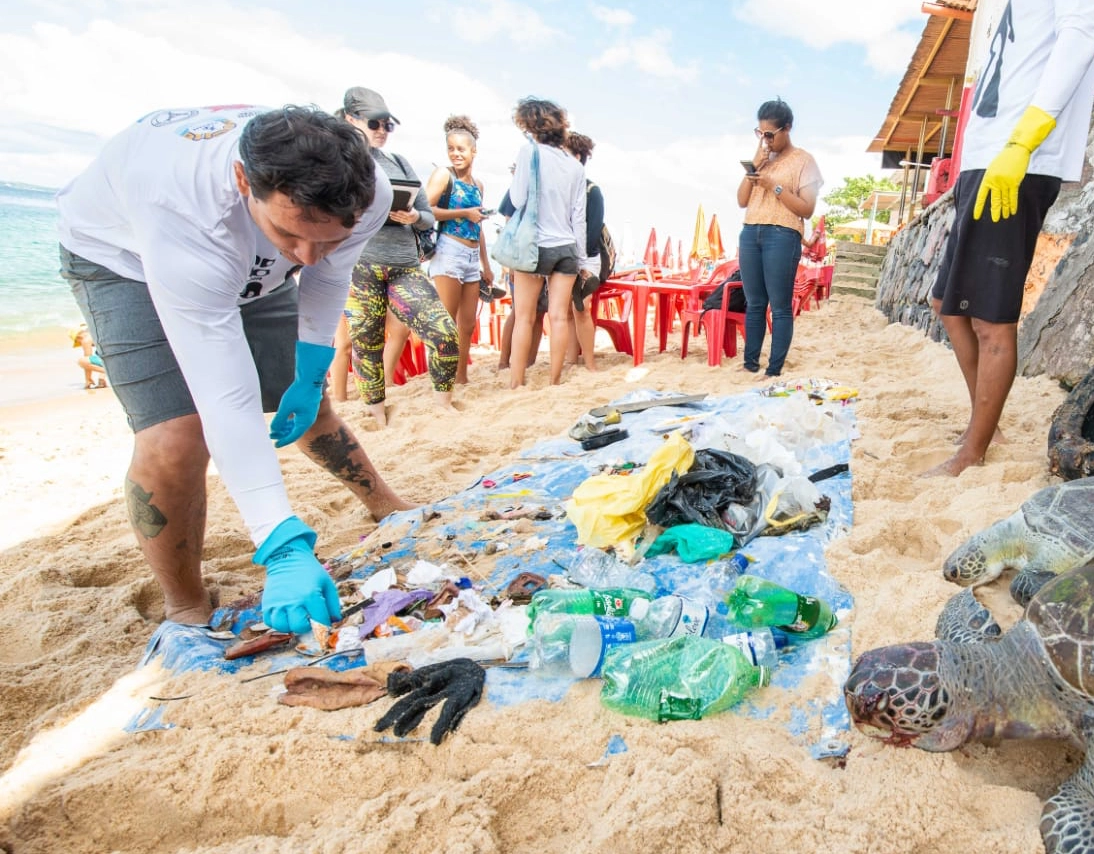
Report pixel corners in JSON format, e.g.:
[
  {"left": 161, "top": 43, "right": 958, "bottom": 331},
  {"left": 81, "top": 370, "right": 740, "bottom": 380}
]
[{"left": 139, "top": 389, "right": 856, "bottom": 759}]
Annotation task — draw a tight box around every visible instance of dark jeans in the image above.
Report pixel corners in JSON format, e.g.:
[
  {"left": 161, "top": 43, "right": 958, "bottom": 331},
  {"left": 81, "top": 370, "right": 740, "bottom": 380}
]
[{"left": 738, "top": 224, "right": 802, "bottom": 376}]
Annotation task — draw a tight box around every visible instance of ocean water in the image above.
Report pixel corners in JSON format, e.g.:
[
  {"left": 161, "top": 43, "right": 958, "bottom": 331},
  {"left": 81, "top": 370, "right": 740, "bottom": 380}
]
[{"left": 0, "top": 181, "right": 81, "bottom": 340}]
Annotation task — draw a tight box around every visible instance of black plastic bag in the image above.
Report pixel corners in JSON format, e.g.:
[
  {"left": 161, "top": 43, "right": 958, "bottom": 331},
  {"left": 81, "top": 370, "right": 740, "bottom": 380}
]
[
  {"left": 702, "top": 270, "right": 745, "bottom": 313},
  {"left": 646, "top": 448, "right": 757, "bottom": 530}
]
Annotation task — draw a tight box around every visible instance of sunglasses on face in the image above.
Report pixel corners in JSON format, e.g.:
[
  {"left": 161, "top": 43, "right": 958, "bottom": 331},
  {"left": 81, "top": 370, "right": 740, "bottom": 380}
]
[
  {"left": 367, "top": 119, "right": 395, "bottom": 132},
  {"left": 754, "top": 126, "right": 785, "bottom": 141}
]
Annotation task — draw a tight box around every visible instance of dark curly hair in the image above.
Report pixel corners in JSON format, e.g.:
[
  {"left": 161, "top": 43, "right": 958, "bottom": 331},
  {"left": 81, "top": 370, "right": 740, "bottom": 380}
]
[
  {"left": 444, "top": 114, "right": 479, "bottom": 145},
  {"left": 238, "top": 105, "right": 374, "bottom": 228},
  {"left": 513, "top": 97, "right": 568, "bottom": 148},
  {"left": 565, "top": 131, "right": 594, "bottom": 165},
  {"left": 757, "top": 98, "right": 794, "bottom": 130}
]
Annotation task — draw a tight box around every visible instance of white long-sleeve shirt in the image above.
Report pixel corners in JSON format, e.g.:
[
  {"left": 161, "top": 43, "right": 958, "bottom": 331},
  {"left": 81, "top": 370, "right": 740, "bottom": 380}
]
[
  {"left": 961, "top": 0, "right": 1094, "bottom": 181},
  {"left": 56, "top": 104, "right": 391, "bottom": 545},
  {"left": 509, "top": 141, "right": 587, "bottom": 256}
]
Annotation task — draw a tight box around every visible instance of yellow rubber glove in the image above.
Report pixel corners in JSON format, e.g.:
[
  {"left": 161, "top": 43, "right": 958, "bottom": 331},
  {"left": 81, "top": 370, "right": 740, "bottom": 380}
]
[{"left": 973, "top": 105, "right": 1056, "bottom": 222}]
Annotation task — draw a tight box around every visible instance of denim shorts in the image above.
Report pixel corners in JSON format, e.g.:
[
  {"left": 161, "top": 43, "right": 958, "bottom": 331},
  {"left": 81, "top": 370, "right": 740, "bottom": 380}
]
[
  {"left": 60, "top": 245, "right": 298, "bottom": 432},
  {"left": 533, "top": 243, "right": 579, "bottom": 277},
  {"left": 429, "top": 234, "right": 481, "bottom": 283}
]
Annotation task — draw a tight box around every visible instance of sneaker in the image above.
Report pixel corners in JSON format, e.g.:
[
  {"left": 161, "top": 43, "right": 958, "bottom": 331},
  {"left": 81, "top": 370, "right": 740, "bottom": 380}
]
[{"left": 479, "top": 281, "right": 507, "bottom": 303}]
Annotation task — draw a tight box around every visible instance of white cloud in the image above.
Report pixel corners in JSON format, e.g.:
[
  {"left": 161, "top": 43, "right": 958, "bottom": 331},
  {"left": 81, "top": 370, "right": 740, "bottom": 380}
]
[
  {"left": 447, "top": 0, "right": 564, "bottom": 46},
  {"left": 733, "top": 0, "right": 924, "bottom": 74},
  {"left": 591, "top": 5, "right": 636, "bottom": 27},
  {"left": 590, "top": 29, "right": 700, "bottom": 82}
]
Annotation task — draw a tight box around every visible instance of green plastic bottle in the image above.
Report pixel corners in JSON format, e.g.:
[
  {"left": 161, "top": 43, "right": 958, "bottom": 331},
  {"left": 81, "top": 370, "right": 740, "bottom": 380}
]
[
  {"left": 526, "top": 588, "right": 652, "bottom": 623},
  {"left": 723, "top": 574, "right": 837, "bottom": 639},
  {"left": 599, "top": 635, "right": 768, "bottom": 722}
]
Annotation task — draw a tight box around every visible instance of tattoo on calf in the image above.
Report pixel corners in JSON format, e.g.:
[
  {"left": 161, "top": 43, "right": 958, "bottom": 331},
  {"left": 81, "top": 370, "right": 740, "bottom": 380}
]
[
  {"left": 126, "top": 477, "right": 168, "bottom": 538},
  {"left": 308, "top": 426, "right": 376, "bottom": 493}
]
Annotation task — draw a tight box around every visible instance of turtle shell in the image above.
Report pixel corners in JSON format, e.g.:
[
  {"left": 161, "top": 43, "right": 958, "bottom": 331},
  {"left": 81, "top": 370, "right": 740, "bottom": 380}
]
[
  {"left": 1021, "top": 478, "right": 1094, "bottom": 555},
  {"left": 1025, "top": 561, "right": 1094, "bottom": 698}
]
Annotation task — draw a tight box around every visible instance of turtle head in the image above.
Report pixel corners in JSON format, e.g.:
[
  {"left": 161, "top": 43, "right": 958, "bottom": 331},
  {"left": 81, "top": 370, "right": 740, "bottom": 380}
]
[
  {"left": 844, "top": 642, "right": 964, "bottom": 750},
  {"left": 943, "top": 535, "right": 1002, "bottom": 587}
]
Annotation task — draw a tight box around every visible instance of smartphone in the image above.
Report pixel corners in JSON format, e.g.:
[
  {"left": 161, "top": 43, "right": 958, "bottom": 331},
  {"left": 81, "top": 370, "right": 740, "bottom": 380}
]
[
  {"left": 480, "top": 208, "right": 497, "bottom": 217},
  {"left": 580, "top": 428, "right": 629, "bottom": 451},
  {"left": 740, "top": 160, "right": 758, "bottom": 175}
]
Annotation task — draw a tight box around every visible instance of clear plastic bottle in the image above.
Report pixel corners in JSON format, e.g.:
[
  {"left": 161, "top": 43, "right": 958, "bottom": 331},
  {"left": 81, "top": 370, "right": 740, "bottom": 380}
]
[
  {"left": 723, "top": 574, "right": 837, "bottom": 639},
  {"left": 568, "top": 548, "right": 658, "bottom": 595},
  {"left": 526, "top": 588, "right": 653, "bottom": 622},
  {"left": 599, "top": 635, "right": 768, "bottom": 721},
  {"left": 720, "top": 627, "right": 785, "bottom": 669},
  {"left": 528, "top": 613, "right": 637, "bottom": 678},
  {"left": 628, "top": 595, "right": 710, "bottom": 639}
]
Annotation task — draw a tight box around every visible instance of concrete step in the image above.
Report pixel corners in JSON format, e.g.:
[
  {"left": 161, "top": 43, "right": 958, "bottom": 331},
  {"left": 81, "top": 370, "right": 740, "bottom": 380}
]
[
  {"left": 834, "top": 240, "right": 888, "bottom": 259},
  {"left": 832, "top": 284, "right": 877, "bottom": 300},
  {"left": 835, "top": 260, "right": 883, "bottom": 276}
]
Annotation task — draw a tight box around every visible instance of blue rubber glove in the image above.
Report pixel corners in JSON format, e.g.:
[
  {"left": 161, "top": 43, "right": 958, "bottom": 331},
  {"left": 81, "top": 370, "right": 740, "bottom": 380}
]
[
  {"left": 254, "top": 516, "right": 342, "bottom": 634},
  {"left": 269, "top": 341, "right": 336, "bottom": 448}
]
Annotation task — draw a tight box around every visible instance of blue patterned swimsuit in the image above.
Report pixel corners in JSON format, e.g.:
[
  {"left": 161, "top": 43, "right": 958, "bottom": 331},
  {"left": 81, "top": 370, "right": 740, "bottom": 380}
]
[{"left": 439, "top": 177, "right": 482, "bottom": 243}]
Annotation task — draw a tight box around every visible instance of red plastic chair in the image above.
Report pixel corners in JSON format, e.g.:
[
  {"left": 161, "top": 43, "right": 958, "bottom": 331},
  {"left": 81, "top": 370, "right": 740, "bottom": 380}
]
[
  {"left": 815, "top": 264, "right": 834, "bottom": 302},
  {"left": 679, "top": 263, "right": 744, "bottom": 367},
  {"left": 590, "top": 286, "right": 634, "bottom": 356}
]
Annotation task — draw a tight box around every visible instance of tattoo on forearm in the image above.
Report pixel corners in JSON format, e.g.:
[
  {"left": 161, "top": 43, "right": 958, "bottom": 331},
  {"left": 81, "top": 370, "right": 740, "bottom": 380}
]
[
  {"left": 126, "top": 477, "right": 168, "bottom": 538},
  {"left": 308, "top": 426, "right": 376, "bottom": 493}
]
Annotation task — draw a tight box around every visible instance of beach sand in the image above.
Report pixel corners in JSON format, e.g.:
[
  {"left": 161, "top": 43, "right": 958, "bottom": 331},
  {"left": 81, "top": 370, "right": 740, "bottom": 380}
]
[{"left": 0, "top": 294, "right": 1071, "bottom": 853}]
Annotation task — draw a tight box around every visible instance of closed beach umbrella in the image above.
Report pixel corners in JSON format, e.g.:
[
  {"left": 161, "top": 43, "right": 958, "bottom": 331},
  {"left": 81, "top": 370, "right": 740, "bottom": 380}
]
[
  {"left": 707, "top": 214, "right": 725, "bottom": 260},
  {"left": 643, "top": 227, "right": 660, "bottom": 267},
  {"left": 689, "top": 205, "right": 711, "bottom": 264},
  {"left": 662, "top": 236, "right": 674, "bottom": 271}
]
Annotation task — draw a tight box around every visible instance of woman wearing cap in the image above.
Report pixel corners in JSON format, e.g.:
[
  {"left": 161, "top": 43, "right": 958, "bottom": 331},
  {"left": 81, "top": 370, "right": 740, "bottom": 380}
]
[
  {"left": 736, "top": 97, "right": 822, "bottom": 379},
  {"left": 425, "top": 115, "right": 494, "bottom": 385},
  {"left": 505, "top": 97, "right": 586, "bottom": 388},
  {"left": 341, "top": 87, "right": 459, "bottom": 425}
]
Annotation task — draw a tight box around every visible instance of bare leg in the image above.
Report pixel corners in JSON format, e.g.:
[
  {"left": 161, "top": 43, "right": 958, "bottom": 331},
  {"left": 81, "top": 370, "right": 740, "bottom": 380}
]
[
  {"left": 330, "top": 314, "right": 350, "bottom": 402},
  {"left": 498, "top": 311, "right": 515, "bottom": 370},
  {"left": 300, "top": 395, "right": 417, "bottom": 518},
  {"left": 454, "top": 281, "right": 480, "bottom": 384},
  {"left": 546, "top": 271, "right": 577, "bottom": 385},
  {"left": 573, "top": 295, "right": 597, "bottom": 371},
  {"left": 127, "top": 415, "right": 212, "bottom": 625},
  {"left": 530, "top": 311, "right": 545, "bottom": 365},
  {"left": 510, "top": 271, "right": 543, "bottom": 388},
  {"left": 933, "top": 298, "right": 1004, "bottom": 447},
  {"left": 381, "top": 310, "right": 410, "bottom": 391},
  {"left": 924, "top": 317, "right": 1018, "bottom": 477}
]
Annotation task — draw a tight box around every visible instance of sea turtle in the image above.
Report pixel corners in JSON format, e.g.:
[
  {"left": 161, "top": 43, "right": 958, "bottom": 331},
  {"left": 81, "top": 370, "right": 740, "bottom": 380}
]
[
  {"left": 942, "top": 478, "right": 1094, "bottom": 606},
  {"left": 1049, "top": 366, "right": 1094, "bottom": 481},
  {"left": 844, "top": 562, "right": 1094, "bottom": 854}
]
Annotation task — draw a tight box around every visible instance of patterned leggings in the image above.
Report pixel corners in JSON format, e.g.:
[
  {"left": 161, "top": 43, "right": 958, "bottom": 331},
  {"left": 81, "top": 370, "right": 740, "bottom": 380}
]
[{"left": 347, "top": 262, "right": 458, "bottom": 404}]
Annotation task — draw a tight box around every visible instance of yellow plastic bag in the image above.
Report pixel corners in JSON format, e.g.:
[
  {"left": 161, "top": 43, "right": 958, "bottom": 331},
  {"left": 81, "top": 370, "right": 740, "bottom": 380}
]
[{"left": 565, "top": 432, "right": 695, "bottom": 550}]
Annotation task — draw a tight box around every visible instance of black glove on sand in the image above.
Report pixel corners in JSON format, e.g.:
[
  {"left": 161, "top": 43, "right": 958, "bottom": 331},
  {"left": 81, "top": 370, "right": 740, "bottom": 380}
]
[{"left": 374, "top": 658, "right": 486, "bottom": 744}]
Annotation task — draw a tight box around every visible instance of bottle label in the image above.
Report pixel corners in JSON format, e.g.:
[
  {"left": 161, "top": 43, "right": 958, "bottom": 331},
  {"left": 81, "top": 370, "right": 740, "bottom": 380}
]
[
  {"left": 667, "top": 596, "right": 709, "bottom": 638},
  {"left": 658, "top": 690, "right": 703, "bottom": 722},
  {"left": 779, "top": 595, "right": 821, "bottom": 634},
  {"left": 570, "top": 616, "right": 637, "bottom": 677},
  {"left": 722, "top": 632, "right": 759, "bottom": 666},
  {"left": 590, "top": 590, "right": 637, "bottom": 617}
]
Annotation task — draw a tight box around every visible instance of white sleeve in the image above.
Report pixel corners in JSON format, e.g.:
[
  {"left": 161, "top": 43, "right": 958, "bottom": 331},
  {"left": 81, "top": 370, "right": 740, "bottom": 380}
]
[
  {"left": 571, "top": 173, "right": 587, "bottom": 261},
  {"left": 1034, "top": 3, "right": 1094, "bottom": 115},
  {"left": 131, "top": 204, "right": 292, "bottom": 546},
  {"left": 296, "top": 173, "right": 393, "bottom": 345},
  {"left": 509, "top": 145, "right": 532, "bottom": 209}
]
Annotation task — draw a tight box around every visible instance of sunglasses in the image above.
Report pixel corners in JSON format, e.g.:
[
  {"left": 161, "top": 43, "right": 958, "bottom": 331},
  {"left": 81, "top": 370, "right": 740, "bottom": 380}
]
[
  {"left": 754, "top": 126, "right": 785, "bottom": 141},
  {"left": 367, "top": 119, "right": 395, "bottom": 133}
]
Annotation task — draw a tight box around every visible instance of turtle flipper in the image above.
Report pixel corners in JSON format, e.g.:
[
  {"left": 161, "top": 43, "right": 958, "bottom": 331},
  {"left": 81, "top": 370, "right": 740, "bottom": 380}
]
[
  {"left": 1040, "top": 720, "right": 1094, "bottom": 854},
  {"left": 935, "top": 588, "right": 1002, "bottom": 644},
  {"left": 1011, "top": 569, "right": 1057, "bottom": 607}
]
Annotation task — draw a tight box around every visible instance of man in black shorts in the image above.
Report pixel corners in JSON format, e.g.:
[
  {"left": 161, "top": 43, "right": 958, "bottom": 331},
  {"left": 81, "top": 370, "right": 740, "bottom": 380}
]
[{"left": 926, "top": 1, "right": 1094, "bottom": 477}]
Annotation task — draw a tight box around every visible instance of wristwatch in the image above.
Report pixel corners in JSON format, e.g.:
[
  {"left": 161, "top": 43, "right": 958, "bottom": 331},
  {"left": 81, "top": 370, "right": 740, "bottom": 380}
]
[{"left": 774, "top": 185, "right": 784, "bottom": 197}]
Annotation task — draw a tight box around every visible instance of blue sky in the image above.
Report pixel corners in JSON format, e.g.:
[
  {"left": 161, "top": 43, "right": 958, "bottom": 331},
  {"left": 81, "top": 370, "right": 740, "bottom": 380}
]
[{"left": 1, "top": 0, "right": 930, "bottom": 261}]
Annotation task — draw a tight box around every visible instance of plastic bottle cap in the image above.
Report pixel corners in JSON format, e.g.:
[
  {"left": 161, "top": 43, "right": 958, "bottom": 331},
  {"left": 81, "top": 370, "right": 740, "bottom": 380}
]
[{"left": 628, "top": 597, "right": 651, "bottom": 620}]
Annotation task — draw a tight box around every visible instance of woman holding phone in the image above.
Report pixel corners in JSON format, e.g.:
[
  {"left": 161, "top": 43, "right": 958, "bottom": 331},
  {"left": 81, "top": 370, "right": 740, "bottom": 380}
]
[
  {"left": 736, "top": 98, "right": 822, "bottom": 378},
  {"left": 426, "top": 115, "right": 495, "bottom": 385},
  {"left": 341, "top": 87, "right": 459, "bottom": 425}
]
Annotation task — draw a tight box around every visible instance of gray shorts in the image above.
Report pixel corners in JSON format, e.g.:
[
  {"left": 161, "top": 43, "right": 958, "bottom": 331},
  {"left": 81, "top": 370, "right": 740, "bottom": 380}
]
[
  {"left": 60, "top": 245, "right": 297, "bottom": 433},
  {"left": 533, "top": 243, "right": 579, "bottom": 277}
]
